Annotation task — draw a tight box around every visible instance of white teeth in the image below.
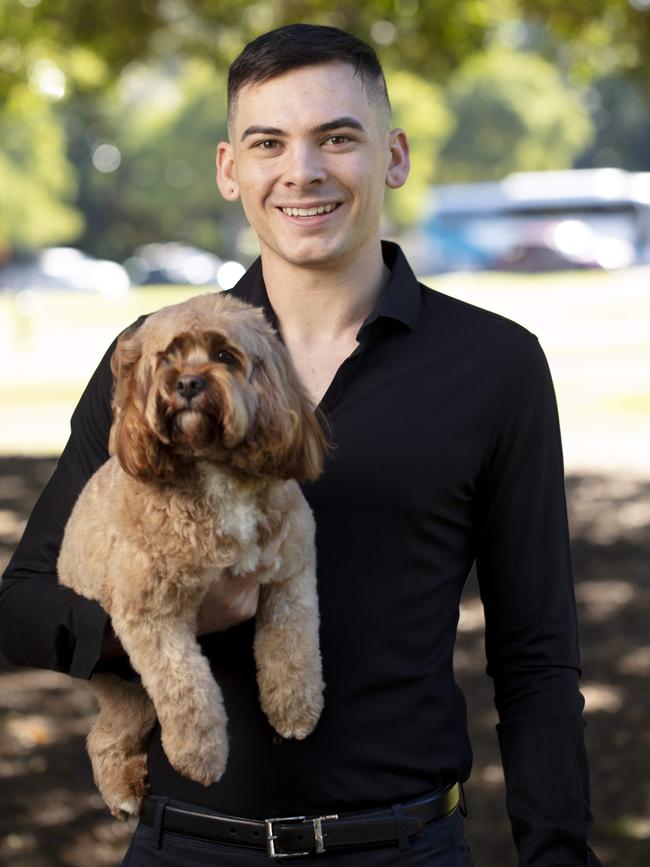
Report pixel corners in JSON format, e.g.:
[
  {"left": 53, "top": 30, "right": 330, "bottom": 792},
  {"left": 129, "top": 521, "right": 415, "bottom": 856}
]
[{"left": 281, "top": 204, "right": 338, "bottom": 217}]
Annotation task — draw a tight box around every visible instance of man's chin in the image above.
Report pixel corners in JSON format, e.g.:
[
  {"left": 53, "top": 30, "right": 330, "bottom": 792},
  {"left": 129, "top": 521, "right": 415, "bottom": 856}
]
[{"left": 270, "top": 237, "right": 352, "bottom": 269}]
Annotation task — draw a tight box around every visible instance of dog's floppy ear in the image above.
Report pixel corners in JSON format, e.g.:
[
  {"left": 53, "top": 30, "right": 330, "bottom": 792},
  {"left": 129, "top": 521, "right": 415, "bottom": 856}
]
[
  {"left": 109, "top": 321, "right": 173, "bottom": 481},
  {"left": 233, "top": 341, "right": 328, "bottom": 482}
]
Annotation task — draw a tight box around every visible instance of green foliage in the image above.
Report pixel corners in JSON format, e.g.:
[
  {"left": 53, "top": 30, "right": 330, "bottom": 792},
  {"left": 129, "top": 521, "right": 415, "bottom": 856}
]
[
  {"left": 384, "top": 69, "right": 454, "bottom": 226},
  {"left": 4, "top": 0, "right": 650, "bottom": 98},
  {"left": 438, "top": 48, "right": 595, "bottom": 181},
  {"left": 0, "top": 86, "right": 83, "bottom": 252},
  {"left": 116, "top": 61, "right": 232, "bottom": 255},
  {"left": 576, "top": 74, "right": 650, "bottom": 170},
  {"left": 70, "top": 59, "right": 237, "bottom": 261},
  {"left": 517, "top": 0, "right": 648, "bottom": 82}
]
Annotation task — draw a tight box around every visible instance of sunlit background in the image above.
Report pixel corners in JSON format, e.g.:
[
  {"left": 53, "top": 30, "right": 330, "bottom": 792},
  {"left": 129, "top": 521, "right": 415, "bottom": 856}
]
[{"left": 1, "top": 1, "right": 649, "bottom": 865}]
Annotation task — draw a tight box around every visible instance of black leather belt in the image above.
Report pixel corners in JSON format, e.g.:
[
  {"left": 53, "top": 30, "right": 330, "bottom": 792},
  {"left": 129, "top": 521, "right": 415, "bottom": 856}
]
[{"left": 140, "top": 782, "right": 460, "bottom": 858}]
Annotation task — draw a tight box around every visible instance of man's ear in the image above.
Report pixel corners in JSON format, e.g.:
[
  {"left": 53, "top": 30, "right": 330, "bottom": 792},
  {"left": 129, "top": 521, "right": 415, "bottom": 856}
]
[
  {"left": 385, "top": 128, "right": 410, "bottom": 190},
  {"left": 216, "top": 141, "right": 240, "bottom": 201}
]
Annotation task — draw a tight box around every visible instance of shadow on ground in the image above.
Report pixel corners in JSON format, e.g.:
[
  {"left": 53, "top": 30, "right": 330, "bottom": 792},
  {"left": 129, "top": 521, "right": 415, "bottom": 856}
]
[{"left": 1, "top": 457, "right": 648, "bottom": 866}]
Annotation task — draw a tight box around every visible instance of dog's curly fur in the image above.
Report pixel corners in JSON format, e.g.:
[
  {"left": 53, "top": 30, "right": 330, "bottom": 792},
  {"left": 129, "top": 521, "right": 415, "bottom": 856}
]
[{"left": 57, "top": 293, "right": 327, "bottom": 819}]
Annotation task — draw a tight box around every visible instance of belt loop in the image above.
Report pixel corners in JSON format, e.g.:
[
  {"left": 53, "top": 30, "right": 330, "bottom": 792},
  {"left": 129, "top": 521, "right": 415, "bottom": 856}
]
[
  {"left": 151, "top": 796, "right": 171, "bottom": 849},
  {"left": 458, "top": 782, "right": 468, "bottom": 818},
  {"left": 391, "top": 803, "right": 411, "bottom": 851}
]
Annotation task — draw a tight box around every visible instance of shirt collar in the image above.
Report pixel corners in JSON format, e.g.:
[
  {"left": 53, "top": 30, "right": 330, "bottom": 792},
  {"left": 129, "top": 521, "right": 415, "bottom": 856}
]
[{"left": 228, "top": 240, "right": 421, "bottom": 336}]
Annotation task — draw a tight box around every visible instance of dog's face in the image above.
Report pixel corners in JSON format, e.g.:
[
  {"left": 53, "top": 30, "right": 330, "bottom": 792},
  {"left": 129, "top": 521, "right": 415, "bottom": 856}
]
[{"left": 109, "top": 294, "right": 326, "bottom": 483}]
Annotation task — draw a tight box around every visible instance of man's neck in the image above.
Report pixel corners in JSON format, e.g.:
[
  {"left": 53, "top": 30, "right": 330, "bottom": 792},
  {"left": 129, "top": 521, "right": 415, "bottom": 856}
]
[{"left": 260, "top": 241, "right": 389, "bottom": 346}]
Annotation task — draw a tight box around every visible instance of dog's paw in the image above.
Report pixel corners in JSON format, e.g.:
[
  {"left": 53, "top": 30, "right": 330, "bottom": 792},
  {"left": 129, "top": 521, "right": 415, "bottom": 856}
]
[
  {"left": 113, "top": 797, "right": 140, "bottom": 821},
  {"left": 163, "top": 726, "right": 229, "bottom": 786},
  {"left": 101, "top": 754, "right": 149, "bottom": 820},
  {"left": 262, "top": 676, "right": 325, "bottom": 740}
]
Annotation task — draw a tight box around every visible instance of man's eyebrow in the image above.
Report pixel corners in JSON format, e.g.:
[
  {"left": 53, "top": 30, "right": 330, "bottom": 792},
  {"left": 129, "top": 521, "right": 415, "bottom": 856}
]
[
  {"left": 240, "top": 117, "right": 366, "bottom": 142},
  {"left": 311, "top": 117, "right": 366, "bottom": 134},
  {"left": 241, "top": 125, "right": 285, "bottom": 141}
]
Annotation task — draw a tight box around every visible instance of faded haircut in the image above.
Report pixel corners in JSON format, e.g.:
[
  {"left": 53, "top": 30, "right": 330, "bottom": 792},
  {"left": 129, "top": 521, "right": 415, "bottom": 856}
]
[{"left": 227, "top": 24, "right": 392, "bottom": 127}]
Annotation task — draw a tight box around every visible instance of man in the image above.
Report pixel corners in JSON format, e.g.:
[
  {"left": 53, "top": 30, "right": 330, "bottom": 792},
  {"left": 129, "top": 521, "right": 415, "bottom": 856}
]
[{"left": 0, "top": 24, "right": 601, "bottom": 866}]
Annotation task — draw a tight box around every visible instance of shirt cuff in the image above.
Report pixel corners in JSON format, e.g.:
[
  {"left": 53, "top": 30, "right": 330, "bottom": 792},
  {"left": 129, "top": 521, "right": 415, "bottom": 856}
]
[{"left": 66, "top": 596, "right": 110, "bottom": 679}]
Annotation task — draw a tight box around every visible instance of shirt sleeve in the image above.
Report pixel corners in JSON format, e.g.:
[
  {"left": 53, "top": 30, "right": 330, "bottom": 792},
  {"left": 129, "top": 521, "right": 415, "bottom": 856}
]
[
  {"left": 474, "top": 334, "right": 602, "bottom": 867},
  {"left": 0, "top": 339, "right": 117, "bottom": 679}
]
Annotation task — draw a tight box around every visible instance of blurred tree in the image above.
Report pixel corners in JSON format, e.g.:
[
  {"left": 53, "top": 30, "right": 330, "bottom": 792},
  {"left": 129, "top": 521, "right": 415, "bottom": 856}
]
[
  {"left": 0, "top": 0, "right": 494, "bottom": 99},
  {"left": 0, "top": 86, "right": 83, "bottom": 256},
  {"left": 384, "top": 69, "right": 454, "bottom": 226},
  {"left": 575, "top": 74, "right": 650, "bottom": 170},
  {"left": 437, "top": 48, "right": 594, "bottom": 181},
  {"left": 3, "top": 0, "right": 650, "bottom": 98},
  {"left": 66, "top": 59, "right": 237, "bottom": 261},
  {"left": 518, "top": 0, "right": 650, "bottom": 84}
]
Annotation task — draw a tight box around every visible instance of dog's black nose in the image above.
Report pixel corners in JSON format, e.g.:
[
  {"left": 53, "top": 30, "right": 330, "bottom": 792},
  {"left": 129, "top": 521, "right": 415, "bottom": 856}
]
[{"left": 176, "top": 375, "right": 207, "bottom": 400}]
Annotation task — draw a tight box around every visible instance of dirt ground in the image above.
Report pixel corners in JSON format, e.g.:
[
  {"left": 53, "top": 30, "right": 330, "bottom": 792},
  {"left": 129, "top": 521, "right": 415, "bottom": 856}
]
[{"left": 1, "top": 456, "right": 648, "bottom": 866}]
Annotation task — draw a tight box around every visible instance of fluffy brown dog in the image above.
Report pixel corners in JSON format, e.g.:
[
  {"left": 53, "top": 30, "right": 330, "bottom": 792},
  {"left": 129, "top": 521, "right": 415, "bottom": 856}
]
[{"left": 57, "top": 293, "right": 327, "bottom": 818}]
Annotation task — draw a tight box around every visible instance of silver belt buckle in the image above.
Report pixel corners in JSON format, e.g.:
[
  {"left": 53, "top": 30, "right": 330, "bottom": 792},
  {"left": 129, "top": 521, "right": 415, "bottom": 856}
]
[
  {"left": 313, "top": 814, "right": 338, "bottom": 854},
  {"left": 265, "top": 814, "right": 339, "bottom": 858}
]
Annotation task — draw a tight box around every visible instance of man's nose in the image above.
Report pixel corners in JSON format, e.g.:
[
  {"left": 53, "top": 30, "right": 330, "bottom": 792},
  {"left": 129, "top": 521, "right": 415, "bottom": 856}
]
[{"left": 282, "top": 144, "right": 326, "bottom": 187}]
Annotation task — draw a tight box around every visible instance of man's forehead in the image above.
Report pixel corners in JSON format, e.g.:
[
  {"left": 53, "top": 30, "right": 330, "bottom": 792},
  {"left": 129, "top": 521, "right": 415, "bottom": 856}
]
[{"left": 229, "top": 62, "right": 375, "bottom": 130}]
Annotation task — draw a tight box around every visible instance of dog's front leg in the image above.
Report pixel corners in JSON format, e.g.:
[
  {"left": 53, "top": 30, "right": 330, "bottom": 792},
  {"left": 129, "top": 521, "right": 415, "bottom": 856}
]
[
  {"left": 254, "top": 492, "right": 325, "bottom": 739},
  {"left": 111, "top": 610, "right": 228, "bottom": 786}
]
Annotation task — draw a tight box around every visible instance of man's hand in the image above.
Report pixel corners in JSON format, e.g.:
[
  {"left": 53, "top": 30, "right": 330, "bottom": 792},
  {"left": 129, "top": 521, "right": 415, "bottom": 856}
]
[{"left": 196, "top": 572, "right": 261, "bottom": 635}]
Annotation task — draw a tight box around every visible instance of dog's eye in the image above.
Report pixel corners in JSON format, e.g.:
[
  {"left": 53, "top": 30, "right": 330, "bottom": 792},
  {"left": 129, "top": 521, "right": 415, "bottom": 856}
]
[
  {"left": 217, "top": 349, "right": 235, "bottom": 365},
  {"left": 161, "top": 356, "right": 172, "bottom": 368}
]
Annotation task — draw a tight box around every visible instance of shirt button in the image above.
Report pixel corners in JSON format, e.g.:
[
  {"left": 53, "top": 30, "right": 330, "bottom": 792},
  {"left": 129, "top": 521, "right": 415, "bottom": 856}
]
[{"left": 272, "top": 734, "right": 284, "bottom": 745}]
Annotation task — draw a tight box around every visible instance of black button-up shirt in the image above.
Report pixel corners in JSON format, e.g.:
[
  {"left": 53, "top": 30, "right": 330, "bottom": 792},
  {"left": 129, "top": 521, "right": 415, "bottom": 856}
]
[{"left": 1, "top": 242, "right": 600, "bottom": 865}]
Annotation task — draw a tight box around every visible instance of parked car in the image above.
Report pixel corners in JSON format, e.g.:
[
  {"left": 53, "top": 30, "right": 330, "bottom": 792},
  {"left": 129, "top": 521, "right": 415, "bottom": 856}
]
[
  {"left": 0, "top": 247, "right": 130, "bottom": 298},
  {"left": 123, "top": 243, "right": 245, "bottom": 290},
  {"left": 402, "top": 168, "right": 650, "bottom": 275}
]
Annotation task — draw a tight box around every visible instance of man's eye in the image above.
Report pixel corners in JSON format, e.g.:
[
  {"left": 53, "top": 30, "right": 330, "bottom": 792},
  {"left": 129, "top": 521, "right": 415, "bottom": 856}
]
[
  {"left": 326, "top": 135, "right": 351, "bottom": 145},
  {"left": 217, "top": 349, "right": 236, "bottom": 365},
  {"left": 255, "top": 140, "right": 278, "bottom": 150}
]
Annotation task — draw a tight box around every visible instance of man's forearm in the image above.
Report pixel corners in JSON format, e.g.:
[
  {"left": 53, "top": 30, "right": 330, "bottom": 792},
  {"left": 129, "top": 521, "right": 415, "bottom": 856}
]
[
  {"left": 0, "top": 575, "right": 109, "bottom": 677},
  {"left": 0, "top": 336, "right": 119, "bottom": 678},
  {"left": 497, "top": 709, "right": 602, "bottom": 867}
]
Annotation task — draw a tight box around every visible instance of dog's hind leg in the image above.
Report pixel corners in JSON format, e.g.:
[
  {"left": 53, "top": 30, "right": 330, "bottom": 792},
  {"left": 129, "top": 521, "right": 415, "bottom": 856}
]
[{"left": 87, "top": 673, "right": 157, "bottom": 819}]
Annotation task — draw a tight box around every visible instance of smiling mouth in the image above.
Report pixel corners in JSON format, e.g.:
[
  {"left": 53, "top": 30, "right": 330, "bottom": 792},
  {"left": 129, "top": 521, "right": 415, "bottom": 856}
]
[{"left": 279, "top": 203, "right": 341, "bottom": 217}]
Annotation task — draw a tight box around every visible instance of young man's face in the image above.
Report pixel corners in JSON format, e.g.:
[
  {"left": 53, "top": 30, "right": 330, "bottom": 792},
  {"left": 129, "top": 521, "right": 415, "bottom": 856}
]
[{"left": 217, "top": 62, "right": 409, "bottom": 271}]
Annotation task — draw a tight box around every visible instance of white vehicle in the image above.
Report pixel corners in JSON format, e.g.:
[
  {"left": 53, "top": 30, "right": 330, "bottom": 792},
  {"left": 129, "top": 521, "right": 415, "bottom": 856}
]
[
  {"left": 0, "top": 247, "right": 130, "bottom": 298},
  {"left": 404, "top": 168, "right": 650, "bottom": 274},
  {"left": 124, "top": 242, "right": 246, "bottom": 290}
]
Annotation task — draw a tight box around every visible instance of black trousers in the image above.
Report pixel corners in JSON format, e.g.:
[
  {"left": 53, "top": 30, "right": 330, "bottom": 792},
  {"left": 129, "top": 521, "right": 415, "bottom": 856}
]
[{"left": 120, "top": 807, "right": 473, "bottom": 866}]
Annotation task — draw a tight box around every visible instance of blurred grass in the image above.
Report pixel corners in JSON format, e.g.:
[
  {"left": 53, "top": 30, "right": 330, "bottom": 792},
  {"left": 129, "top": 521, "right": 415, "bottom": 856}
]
[
  {"left": 1, "top": 285, "right": 204, "bottom": 327},
  {"left": 1, "top": 270, "right": 649, "bottom": 471},
  {"left": 598, "top": 393, "right": 650, "bottom": 413},
  {"left": 0, "top": 286, "right": 211, "bottom": 455}
]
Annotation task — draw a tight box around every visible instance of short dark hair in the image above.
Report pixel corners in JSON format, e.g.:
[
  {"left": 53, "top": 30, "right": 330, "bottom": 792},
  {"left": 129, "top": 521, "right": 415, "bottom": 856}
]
[{"left": 227, "top": 24, "right": 391, "bottom": 123}]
